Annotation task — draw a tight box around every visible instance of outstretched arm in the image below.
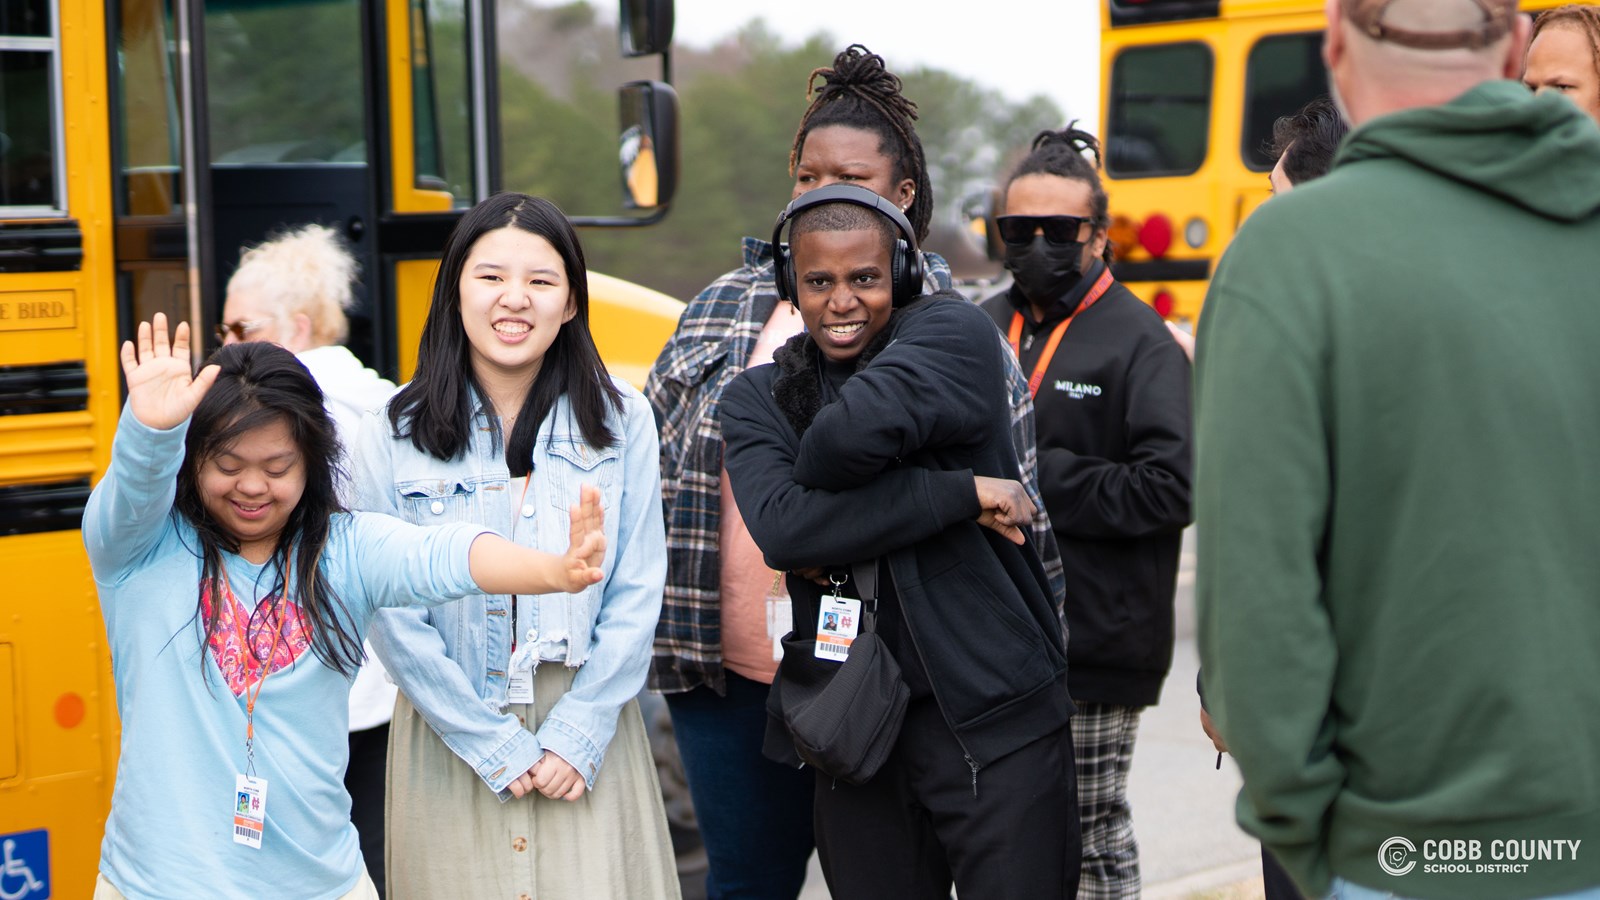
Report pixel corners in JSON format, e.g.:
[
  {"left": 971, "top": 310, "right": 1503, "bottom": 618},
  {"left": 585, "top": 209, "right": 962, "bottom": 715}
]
[{"left": 466, "top": 485, "right": 605, "bottom": 595}]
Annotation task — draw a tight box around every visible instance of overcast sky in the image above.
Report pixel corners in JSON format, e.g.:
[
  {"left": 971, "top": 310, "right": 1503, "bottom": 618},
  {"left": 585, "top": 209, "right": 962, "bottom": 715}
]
[{"left": 673, "top": 3, "right": 1104, "bottom": 126}]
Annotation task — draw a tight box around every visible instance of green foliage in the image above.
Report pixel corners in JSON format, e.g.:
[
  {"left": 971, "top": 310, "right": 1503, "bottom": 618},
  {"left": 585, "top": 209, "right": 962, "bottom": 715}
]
[{"left": 562, "top": 21, "right": 1064, "bottom": 301}]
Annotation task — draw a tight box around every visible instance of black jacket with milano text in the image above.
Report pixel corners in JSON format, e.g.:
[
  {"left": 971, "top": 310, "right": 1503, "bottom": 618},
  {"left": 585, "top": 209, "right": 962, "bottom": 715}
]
[
  {"left": 981, "top": 260, "right": 1192, "bottom": 707},
  {"left": 719, "top": 292, "right": 1073, "bottom": 774}
]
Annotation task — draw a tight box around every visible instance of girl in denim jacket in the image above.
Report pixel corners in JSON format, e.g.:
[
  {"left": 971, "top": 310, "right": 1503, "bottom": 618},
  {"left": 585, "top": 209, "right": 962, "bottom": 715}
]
[{"left": 351, "top": 194, "right": 677, "bottom": 898}]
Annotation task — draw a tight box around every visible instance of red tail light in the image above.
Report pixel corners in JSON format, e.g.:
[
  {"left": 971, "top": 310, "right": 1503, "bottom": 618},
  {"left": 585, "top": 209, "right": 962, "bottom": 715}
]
[
  {"left": 1139, "top": 214, "right": 1173, "bottom": 258},
  {"left": 1152, "top": 289, "right": 1175, "bottom": 319}
]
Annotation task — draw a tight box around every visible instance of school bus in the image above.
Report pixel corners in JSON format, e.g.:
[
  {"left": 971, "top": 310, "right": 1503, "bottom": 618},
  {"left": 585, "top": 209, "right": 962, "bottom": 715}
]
[
  {"left": 1099, "top": 0, "right": 1560, "bottom": 325},
  {"left": 0, "top": 0, "right": 681, "bottom": 895}
]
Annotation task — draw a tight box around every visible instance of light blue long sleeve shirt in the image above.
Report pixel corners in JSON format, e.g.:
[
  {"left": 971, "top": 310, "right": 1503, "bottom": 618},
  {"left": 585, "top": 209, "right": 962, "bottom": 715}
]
[{"left": 84, "top": 406, "right": 487, "bottom": 899}]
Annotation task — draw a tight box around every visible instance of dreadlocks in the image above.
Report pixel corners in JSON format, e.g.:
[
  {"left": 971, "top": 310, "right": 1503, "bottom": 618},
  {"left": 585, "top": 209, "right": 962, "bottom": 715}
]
[
  {"left": 1006, "top": 123, "right": 1114, "bottom": 266},
  {"left": 1532, "top": 4, "right": 1600, "bottom": 112},
  {"left": 790, "top": 44, "right": 934, "bottom": 242}
]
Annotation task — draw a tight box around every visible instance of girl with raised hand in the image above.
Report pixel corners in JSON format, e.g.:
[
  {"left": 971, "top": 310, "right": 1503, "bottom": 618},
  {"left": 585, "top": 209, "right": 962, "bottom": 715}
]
[
  {"left": 86, "top": 313, "right": 605, "bottom": 900},
  {"left": 352, "top": 193, "right": 676, "bottom": 899}
]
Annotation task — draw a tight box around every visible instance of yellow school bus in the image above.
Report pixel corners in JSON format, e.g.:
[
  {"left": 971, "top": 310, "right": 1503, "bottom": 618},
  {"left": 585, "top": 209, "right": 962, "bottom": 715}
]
[
  {"left": 0, "top": 0, "right": 681, "bottom": 895},
  {"left": 1099, "top": 0, "right": 1560, "bottom": 325}
]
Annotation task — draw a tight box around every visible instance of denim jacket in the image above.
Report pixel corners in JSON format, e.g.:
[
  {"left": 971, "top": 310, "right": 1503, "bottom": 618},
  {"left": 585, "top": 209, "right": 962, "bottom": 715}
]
[{"left": 351, "top": 376, "right": 666, "bottom": 797}]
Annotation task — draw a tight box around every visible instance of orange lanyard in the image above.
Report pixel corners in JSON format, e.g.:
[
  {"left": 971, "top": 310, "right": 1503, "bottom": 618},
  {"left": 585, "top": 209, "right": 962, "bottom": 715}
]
[
  {"left": 219, "top": 555, "right": 288, "bottom": 774},
  {"left": 1007, "top": 267, "right": 1115, "bottom": 399}
]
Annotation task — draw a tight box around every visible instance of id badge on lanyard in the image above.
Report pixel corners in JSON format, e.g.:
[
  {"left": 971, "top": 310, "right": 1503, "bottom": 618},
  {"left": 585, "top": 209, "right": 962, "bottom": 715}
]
[
  {"left": 507, "top": 476, "right": 537, "bottom": 706},
  {"left": 813, "top": 573, "right": 861, "bottom": 663},
  {"left": 767, "top": 570, "right": 792, "bottom": 662},
  {"left": 223, "top": 557, "right": 285, "bottom": 849}
]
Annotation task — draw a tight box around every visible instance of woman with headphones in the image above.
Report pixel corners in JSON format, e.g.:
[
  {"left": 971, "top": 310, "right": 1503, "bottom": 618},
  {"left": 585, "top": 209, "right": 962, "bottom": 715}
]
[
  {"left": 645, "top": 45, "right": 1062, "bottom": 900},
  {"left": 719, "top": 184, "right": 1080, "bottom": 900}
]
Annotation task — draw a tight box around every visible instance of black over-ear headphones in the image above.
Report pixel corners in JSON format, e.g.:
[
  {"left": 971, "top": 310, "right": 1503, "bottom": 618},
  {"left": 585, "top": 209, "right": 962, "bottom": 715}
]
[{"left": 771, "top": 183, "right": 925, "bottom": 308}]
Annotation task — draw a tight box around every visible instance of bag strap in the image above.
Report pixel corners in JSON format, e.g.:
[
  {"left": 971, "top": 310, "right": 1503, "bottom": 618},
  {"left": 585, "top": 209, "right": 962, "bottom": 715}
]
[{"left": 852, "top": 559, "right": 881, "bottom": 633}]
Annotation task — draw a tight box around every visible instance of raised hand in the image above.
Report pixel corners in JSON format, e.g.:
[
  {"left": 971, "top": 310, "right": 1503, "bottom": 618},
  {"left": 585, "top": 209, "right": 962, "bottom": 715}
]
[
  {"left": 973, "top": 475, "right": 1036, "bottom": 545},
  {"left": 561, "top": 484, "right": 606, "bottom": 592},
  {"left": 119, "top": 313, "right": 219, "bottom": 430}
]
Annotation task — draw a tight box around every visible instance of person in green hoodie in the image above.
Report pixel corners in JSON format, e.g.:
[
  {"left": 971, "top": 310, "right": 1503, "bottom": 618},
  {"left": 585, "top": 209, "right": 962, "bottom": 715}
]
[{"left": 1195, "top": 1, "right": 1600, "bottom": 899}]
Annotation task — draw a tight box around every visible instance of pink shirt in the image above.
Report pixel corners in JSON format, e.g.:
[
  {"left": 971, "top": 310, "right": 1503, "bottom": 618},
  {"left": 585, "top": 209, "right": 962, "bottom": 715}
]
[{"left": 719, "top": 302, "right": 806, "bottom": 683}]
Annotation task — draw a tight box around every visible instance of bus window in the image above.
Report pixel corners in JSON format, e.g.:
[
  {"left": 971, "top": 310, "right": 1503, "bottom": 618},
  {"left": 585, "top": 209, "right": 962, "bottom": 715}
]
[
  {"left": 1107, "top": 42, "right": 1212, "bottom": 178},
  {"left": 204, "top": 0, "right": 367, "bottom": 164},
  {"left": 1241, "top": 32, "right": 1326, "bottom": 171},
  {"left": 0, "top": 0, "right": 63, "bottom": 214},
  {"left": 412, "top": 0, "right": 474, "bottom": 205}
]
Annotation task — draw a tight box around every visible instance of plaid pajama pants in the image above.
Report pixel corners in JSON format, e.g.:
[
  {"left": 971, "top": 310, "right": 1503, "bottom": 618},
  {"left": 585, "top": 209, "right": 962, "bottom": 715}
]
[{"left": 1073, "top": 702, "right": 1144, "bottom": 900}]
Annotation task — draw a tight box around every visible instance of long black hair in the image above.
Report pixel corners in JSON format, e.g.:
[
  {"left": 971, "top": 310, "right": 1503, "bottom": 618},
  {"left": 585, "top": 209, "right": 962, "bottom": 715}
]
[
  {"left": 174, "top": 342, "right": 363, "bottom": 677},
  {"left": 790, "top": 44, "right": 935, "bottom": 242},
  {"left": 387, "top": 193, "right": 623, "bottom": 475},
  {"left": 1006, "top": 123, "right": 1114, "bottom": 266}
]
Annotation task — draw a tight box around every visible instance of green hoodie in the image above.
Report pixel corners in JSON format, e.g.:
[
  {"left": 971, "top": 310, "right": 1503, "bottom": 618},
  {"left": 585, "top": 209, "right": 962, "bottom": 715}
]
[{"left": 1196, "top": 80, "right": 1600, "bottom": 899}]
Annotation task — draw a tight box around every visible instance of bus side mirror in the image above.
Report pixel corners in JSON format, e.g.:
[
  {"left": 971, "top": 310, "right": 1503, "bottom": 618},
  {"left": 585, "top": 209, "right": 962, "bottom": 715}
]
[
  {"left": 618, "top": 80, "right": 678, "bottom": 211},
  {"left": 619, "top": 0, "right": 673, "bottom": 58}
]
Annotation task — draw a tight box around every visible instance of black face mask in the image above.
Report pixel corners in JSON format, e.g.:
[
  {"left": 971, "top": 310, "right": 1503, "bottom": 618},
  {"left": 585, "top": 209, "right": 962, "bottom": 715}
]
[{"left": 1003, "top": 234, "right": 1086, "bottom": 307}]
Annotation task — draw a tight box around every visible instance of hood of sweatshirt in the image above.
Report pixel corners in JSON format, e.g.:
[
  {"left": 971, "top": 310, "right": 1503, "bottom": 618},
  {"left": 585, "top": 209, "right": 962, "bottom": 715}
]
[{"left": 1335, "top": 79, "right": 1600, "bottom": 222}]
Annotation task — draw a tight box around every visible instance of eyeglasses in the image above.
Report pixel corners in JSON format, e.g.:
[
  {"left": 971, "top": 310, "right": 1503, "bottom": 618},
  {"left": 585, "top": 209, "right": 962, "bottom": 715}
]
[
  {"left": 995, "top": 215, "right": 1091, "bottom": 247},
  {"left": 215, "top": 319, "right": 269, "bottom": 343}
]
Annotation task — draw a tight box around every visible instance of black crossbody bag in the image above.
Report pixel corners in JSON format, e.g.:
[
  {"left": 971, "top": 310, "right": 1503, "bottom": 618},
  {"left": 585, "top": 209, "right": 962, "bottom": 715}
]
[{"left": 764, "top": 558, "right": 910, "bottom": 785}]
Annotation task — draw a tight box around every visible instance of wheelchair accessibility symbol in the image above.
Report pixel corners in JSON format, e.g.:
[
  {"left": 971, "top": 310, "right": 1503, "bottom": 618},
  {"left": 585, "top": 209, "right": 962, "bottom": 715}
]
[{"left": 0, "top": 830, "right": 49, "bottom": 900}]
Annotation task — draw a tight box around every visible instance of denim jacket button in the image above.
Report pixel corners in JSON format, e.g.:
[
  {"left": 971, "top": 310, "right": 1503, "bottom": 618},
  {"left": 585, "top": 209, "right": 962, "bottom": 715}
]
[
  {"left": 429, "top": 500, "right": 444, "bottom": 515},
  {"left": 521, "top": 503, "right": 535, "bottom": 518},
  {"left": 526, "top": 629, "right": 538, "bottom": 643}
]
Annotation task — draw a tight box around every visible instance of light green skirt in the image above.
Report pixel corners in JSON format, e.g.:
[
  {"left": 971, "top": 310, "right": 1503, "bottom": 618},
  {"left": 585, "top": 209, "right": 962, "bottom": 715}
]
[{"left": 385, "top": 664, "right": 680, "bottom": 899}]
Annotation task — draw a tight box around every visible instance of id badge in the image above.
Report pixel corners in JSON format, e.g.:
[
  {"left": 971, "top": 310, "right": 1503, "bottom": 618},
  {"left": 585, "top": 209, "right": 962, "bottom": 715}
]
[
  {"left": 233, "top": 773, "right": 268, "bottom": 849},
  {"left": 766, "top": 582, "right": 792, "bottom": 663},
  {"left": 814, "top": 596, "right": 861, "bottom": 663},
  {"left": 507, "top": 666, "right": 535, "bottom": 705}
]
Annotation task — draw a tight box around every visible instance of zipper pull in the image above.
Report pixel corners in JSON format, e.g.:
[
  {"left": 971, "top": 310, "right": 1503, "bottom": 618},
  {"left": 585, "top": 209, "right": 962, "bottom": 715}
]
[
  {"left": 1022, "top": 332, "right": 1035, "bottom": 353},
  {"left": 965, "top": 754, "right": 980, "bottom": 798}
]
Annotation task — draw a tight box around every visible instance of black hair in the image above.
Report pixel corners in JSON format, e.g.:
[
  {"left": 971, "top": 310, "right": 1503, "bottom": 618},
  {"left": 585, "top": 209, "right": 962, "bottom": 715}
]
[
  {"left": 386, "top": 193, "right": 624, "bottom": 475},
  {"left": 1005, "top": 122, "right": 1113, "bottom": 265},
  {"left": 791, "top": 44, "right": 935, "bottom": 242},
  {"left": 1269, "top": 97, "right": 1350, "bottom": 186},
  {"left": 790, "top": 201, "right": 898, "bottom": 255},
  {"left": 174, "top": 342, "right": 362, "bottom": 677}
]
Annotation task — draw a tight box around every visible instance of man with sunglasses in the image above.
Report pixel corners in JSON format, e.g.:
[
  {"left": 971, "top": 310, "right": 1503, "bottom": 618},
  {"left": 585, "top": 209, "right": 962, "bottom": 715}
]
[{"left": 981, "top": 126, "right": 1191, "bottom": 900}]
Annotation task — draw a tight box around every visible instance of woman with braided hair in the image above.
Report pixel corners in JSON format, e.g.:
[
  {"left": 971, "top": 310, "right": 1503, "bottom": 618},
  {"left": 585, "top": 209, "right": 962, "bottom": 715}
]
[
  {"left": 647, "top": 43, "right": 1063, "bottom": 900},
  {"left": 1523, "top": 4, "right": 1600, "bottom": 126},
  {"left": 979, "top": 124, "right": 1193, "bottom": 900}
]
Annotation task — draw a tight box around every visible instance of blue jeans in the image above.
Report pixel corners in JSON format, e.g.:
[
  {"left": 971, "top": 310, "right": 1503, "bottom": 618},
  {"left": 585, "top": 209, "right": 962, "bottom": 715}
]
[
  {"left": 667, "top": 672, "right": 816, "bottom": 900},
  {"left": 1328, "top": 876, "right": 1600, "bottom": 900}
]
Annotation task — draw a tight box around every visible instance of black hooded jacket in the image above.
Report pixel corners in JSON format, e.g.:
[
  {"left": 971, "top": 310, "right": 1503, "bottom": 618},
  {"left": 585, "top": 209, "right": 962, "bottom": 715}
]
[
  {"left": 719, "top": 291, "right": 1073, "bottom": 771},
  {"left": 981, "top": 261, "right": 1192, "bottom": 706}
]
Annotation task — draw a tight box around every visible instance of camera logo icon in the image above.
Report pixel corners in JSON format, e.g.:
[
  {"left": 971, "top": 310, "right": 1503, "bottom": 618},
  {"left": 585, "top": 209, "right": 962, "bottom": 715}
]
[{"left": 1379, "top": 836, "right": 1417, "bottom": 876}]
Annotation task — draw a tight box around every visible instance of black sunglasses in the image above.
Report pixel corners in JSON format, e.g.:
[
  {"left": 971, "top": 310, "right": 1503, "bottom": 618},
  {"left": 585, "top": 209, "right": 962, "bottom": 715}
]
[{"left": 996, "top": 215, "right": 1090, "bottom": 247}]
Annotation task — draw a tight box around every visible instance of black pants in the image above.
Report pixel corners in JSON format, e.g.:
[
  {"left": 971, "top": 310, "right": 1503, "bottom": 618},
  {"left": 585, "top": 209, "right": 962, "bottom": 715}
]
[
  {"left": 1263, "top": 845, "right": 1304, "bottom": 900},
  {"left": 345, "top": 723, "right": 389, "bottom": 899},
  {"left": 812, "top": 698, "right": 1081, "bottom": 900}
]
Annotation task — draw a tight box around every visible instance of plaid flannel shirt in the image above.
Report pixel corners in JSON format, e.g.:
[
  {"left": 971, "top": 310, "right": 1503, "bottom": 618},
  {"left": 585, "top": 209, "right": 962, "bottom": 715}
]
[{"left": 647, "top": 237, "right": 1065, "bottom": 695}]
